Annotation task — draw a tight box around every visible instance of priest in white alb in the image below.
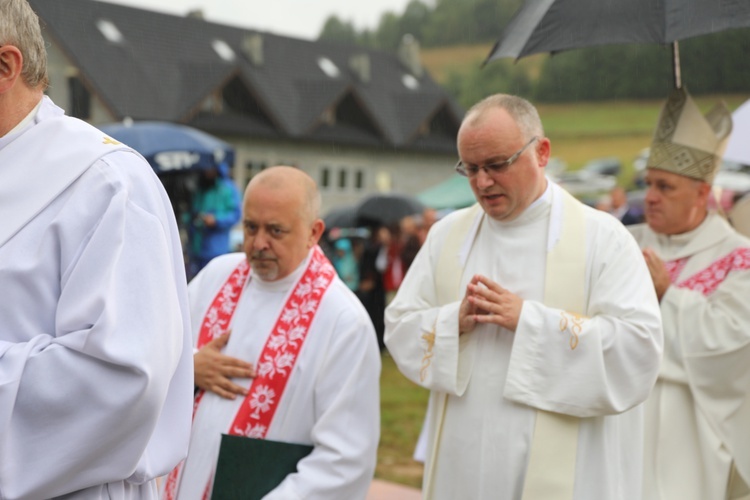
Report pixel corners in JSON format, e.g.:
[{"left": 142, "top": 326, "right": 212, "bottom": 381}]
[
  {"left": 385, "top": 94, "right": 664, "bottom": 500},
  {"left": 0, "top": 1, "right": 194, "bottom": 498},
  {"left": 629, "top": 87, "right": 750, "bottom": 500},
  {"left": 163, "top": 166, "right": 381, "bottom": 500}
]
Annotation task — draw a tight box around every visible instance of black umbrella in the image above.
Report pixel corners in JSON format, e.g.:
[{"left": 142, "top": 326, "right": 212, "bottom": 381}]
[
  {"left": 484, "top": 0, "right": 750, "bottom": 88},
  {"left": 355, "top": 193, "right": 425, "bottom": 226},
  {"left": 323, "top": 205, "right": 359, "bottom": 229}
]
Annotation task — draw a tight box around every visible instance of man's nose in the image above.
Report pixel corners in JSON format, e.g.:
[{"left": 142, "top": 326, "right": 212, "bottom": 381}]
[
  {"left": 252, "top": 231, "right": 270, "bottom": 250},
  {"left": 644, "top": 187, "right": 658, "bottom": 204},
  {"left": 474, "top": 168, "right": 494, "bottom": 189}
]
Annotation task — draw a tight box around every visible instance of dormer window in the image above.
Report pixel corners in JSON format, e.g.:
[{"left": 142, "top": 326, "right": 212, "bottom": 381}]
[
  {"left": 96, "top": 19, "right": 124, "bottom": 44},
  {"left": 212, "top": 39, "right": 236, "bottom": 62},
  {"left": 317, "top": 57, "right": 340, "bottom": 78},
  {"left": 402, "top": 74, "right": 420, "bottom": 90}
]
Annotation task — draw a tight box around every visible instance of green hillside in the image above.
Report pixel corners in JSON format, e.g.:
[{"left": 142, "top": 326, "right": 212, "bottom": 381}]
[{"left": 422, "top": 44, "right": 749, "bottom": 176}]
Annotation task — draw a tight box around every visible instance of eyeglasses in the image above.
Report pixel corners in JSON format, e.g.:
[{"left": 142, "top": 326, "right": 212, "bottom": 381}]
[{"left": 455, "top": 136, "right": 539, "bottom": 178}]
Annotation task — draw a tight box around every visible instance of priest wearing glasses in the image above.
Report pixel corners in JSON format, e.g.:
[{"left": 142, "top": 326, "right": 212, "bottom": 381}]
[{"left": 385, "top": 94, "right": 663, "bottom": 500}]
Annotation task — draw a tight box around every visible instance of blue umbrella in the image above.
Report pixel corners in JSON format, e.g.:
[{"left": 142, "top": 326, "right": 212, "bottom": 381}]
[{"left": 97, "top": 121, "right": 235, "bottom": 174}]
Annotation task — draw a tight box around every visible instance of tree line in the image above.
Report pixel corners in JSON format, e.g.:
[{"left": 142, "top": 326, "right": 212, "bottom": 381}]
[
  {"left": 318, "top": 0, "right": 522, "bottom": 51},
  {"left": 318, "top": 0, "right": 750, "bottom": 105}
]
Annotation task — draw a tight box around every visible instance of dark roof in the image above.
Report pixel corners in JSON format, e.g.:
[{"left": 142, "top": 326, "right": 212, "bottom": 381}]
[{"left": 30, "top": 0, "right": 463, "bottom": 153}]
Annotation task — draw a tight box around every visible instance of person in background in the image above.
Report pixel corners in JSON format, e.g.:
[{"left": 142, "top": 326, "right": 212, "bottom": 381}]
[
  {"left": 0, "top": 1, "right": 193, "bottom": 497},
  {"left": 610, "top": 185, "right": 643, "bottom": 225},
  {"left": 332, "top": 237, "right": 360, "bottom": 291},
  {"left": 594, "top": 193, "right": 612, "bottom": 212},
  {"left": 187, "top": 162, "right": 241, "bottom": 279},
  {"left": 385, "top": 93, "right": 663, "bottom": 500},
  {"left": 630, "top": 87, "right": 750, "bottom": 500},
  {"left": 420, "top": 207, "right": 438, "bottom": 245},
  {"left": 358, "top": 225, "right": 387, "bottom": 350},
  {"left": 165, "top": 166, "right": 380, "bottom": 499},
  {"left": 400, "top": 215, "right": 422, "bottom": 274},
  {"left": 378, "top": 223, "right": 405, "bottom": 305}
]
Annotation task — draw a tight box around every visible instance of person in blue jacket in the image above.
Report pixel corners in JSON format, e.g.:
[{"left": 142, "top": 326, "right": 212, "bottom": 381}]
[{"left": 188, "top": 162, "right": 241, "bottom": 279}]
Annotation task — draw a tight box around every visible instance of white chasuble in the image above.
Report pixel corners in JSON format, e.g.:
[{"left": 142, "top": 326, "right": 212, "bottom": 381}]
[
  {"left": 0, "top": 97, "right": 193, "bottom": 499},
  {"left": 174, "top": 251, "right": 381, "bottom": 500},
  {"left": 385, "top": 182, "right": 663, "bottom": 500},
  {"left": 631, "top": 214, "right": 750, "bottom": 500}
]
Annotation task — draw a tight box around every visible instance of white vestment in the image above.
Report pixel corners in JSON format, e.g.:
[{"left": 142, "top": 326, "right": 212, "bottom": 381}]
[
  {"left": 385, "top": 182, "right": 663, "bottom": 500},
  {"left": 0, "top": 97, "right": 193, "bottom": 499},
  {"left": 174, "top": 251, "right": 381, "bottom": 500},
  {"left": 631, "top": 214, "right": 750, "bottom": 500}
]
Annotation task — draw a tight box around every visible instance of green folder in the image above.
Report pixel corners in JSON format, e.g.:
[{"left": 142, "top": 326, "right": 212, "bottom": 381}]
[{"left": 211, "top": 434, "right": 314, "bottom": 500}]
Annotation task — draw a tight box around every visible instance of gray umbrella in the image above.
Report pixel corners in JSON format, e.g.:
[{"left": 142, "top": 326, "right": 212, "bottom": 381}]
[
  {"left": 355, "top": 193, "right": 425, "bottom": 227},
  {"left": 484, "top": 0, "right": 750, "bottom": 88},
  {"left": 323, "top": 205, "right": 359, "bottom": 229}
]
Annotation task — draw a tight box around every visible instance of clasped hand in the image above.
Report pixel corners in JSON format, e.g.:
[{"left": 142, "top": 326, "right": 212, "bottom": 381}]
[
  {"left": 458, "top": 274, "right": 523, "bottom": 335},
  {"left": 194, "top": 331, "right": 256, "bottom": 399},
  {"left": 642, "top": 248, "right": 670, "bottom": 301}
]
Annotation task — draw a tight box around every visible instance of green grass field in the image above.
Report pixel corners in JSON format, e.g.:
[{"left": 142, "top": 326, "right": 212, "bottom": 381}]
[
  {"left": 538, "top": 95, "right": 750, "bottom": 167},
  {"left": 376, "top": 353, "right": 429, "bottom": 488}
]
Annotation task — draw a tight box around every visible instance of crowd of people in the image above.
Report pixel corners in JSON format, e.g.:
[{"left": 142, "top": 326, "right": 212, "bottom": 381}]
[
  {"left": 326, "top": 208, "right": 437, "bottom": 350},
  {"left": 3, "top": 1, "right": 750, "bottom": 499}
]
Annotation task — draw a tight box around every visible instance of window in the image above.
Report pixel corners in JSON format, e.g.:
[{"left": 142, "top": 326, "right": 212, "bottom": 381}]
[
  {"left": 68, "top": 77, "right": 90, "bottom": 119},
  {"left": 338, "top": 169, "right": 347, "bottom": 189},
  {"left": 96, "top": 19, "right": 124, "bottom": 44},
  {"left": 212, "top": 39, "right": 236, "bottom": 62},
  {"left": 245, "top": 161, "right": 267, "bottom": 185},
  {"left": 317, "top": 57, "right": 341, "bottom": 78},
  {"left": 355, "top": 169, "right": 364, "bottom": 190},
  {"left": 320, "top": 167, "right": 330, "bottom": 189},
  {"left": 402, "top": 73, "right": 420, "bottom": 90}
]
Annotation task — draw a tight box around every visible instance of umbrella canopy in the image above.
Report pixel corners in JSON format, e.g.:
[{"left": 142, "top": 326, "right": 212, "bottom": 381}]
[
  {"left": 324, "top": 205, "right": 359, "bottom": 229},
  {"left": 485, "top": 0, "right": 750, "bottom": 88},
  {"left": 355, "top": 193, "right": 425, "bottom": 226},
  {"left": 98, "top": 121, "right": 235, "bottom": 174},
  {"left": 417, "top": 175, "right": 476, "bottom": 210},
  {"left": 724, "top": 99, "right": 750, "bottom": 166}
]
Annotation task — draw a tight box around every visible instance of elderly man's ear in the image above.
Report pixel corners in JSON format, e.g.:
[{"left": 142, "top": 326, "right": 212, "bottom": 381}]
[
  {"left": 308, "top": 219, "right": 325, "bottom": 248},
  {"left": 0, "top": 45, "right": 23, "bottom": 94}
]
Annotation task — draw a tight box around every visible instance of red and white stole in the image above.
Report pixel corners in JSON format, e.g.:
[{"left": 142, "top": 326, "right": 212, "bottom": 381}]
[
  {"left": 666, "top": 247, "right": 750, "bottom": 296},
  {"left": 164, "top": 246, "right": 336, "bottom": 500}
]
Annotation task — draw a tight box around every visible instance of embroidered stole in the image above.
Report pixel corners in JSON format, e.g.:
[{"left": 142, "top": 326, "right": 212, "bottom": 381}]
[
  {"left": 163, "top": 247, "right": 336, "bottom": 500},
  {"left": 666, "top": 248, "right": 750, "bottom": 296},
  {"left": 426, "top": 186, "right": 585, "bottom": 500},
  {"left": 0, "top": 115, "right": 130, "bottom": 249},
  {"left": 521, "top": 189, "right": 585, "bottom": 500}
]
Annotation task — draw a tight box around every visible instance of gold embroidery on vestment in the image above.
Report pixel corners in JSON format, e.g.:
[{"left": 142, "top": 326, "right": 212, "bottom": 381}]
[
  {"left": 420, "top": 331, "right": 436, "bottom": 382},
  {"left": 559, "top": 311, "right": 586, "bottom": 350},
  {"left": 102, "top": 136, "right": 121, "bottom": 145}
]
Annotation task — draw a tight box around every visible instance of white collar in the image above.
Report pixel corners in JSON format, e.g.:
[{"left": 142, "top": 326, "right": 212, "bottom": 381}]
[{"left": 0, "top": 97, "right": 43, "bottom": 146}]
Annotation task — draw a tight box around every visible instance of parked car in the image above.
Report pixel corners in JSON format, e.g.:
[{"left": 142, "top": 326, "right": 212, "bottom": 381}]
[
  {"left": 582, "top": 157, "right": 622, "bottom": 177},
  {"left": 633, "top": 147, "right": 650, "bottom": 172},
  {"left": 554, "top": 170, "right": 618, "bottom": 198}
]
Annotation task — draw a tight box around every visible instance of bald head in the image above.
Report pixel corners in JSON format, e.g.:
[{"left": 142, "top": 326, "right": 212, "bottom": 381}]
[
  {"left": 246, "top": 166, "right": 321, "bottom": 224},
  {"left": 462, "top": 94, "right": 544, "bottom": 143},
  {"left": 242, "top": 166, "right": 324, "bottom": 281}
]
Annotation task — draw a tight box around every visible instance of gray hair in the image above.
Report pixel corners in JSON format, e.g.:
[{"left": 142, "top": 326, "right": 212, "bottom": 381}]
[
  {"left": 464, "top": 94, "right": 544, "bottom": 141},
  {"left": 0, "top": 0, "right": 49, "bottom": 89},
  {"left": 302, "top": 176, "right": 322, "bottom": 223}
]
